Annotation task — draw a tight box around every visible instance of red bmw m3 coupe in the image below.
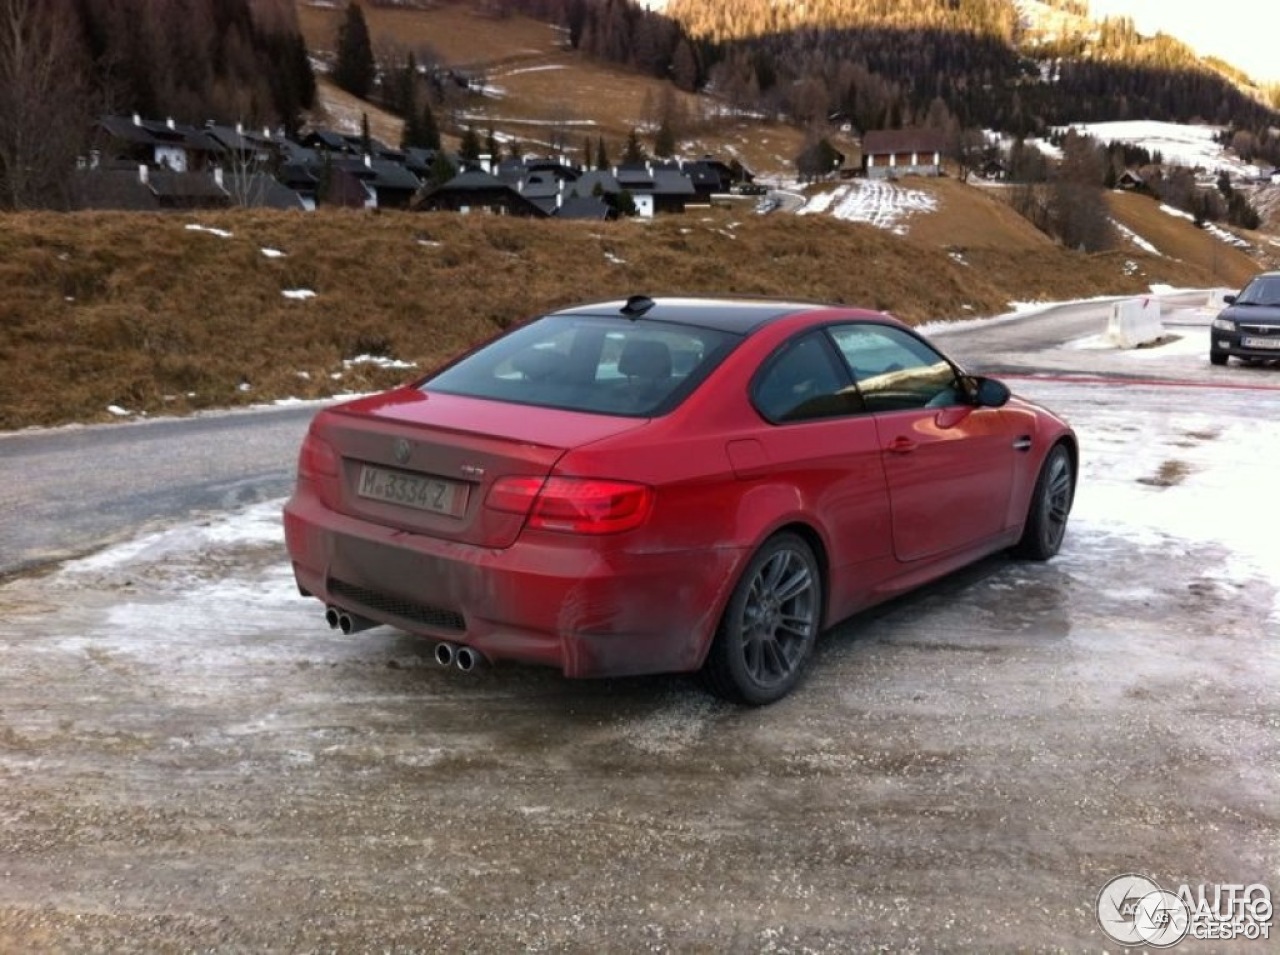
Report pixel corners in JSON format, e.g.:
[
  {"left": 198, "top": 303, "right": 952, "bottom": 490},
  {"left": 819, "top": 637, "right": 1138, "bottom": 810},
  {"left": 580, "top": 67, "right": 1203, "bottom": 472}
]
[{"left": 284, "top": 296, "right": 1076, "bottom": 704}]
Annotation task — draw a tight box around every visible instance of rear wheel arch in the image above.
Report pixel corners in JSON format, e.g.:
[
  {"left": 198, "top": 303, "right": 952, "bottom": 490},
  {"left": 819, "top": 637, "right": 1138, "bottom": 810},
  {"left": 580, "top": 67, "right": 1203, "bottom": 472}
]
[
  {"left": 700, "top": 527, "right": 827, "bottom": 704},
  {"left": 692, "top": 518, "right": 830, "bottom": 669},
  {"left": 771, "top": 521, "right": 830, "bottom": 626}
]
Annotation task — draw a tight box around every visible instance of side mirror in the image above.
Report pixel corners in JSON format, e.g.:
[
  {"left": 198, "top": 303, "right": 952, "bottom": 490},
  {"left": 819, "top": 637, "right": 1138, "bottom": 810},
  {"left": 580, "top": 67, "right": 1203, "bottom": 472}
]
[
  {"left": 1224, "top": 294, "right": 1237, "bottom": 305},
  {"left": 974, "top": 377, "right": 1010, "bottom": 408}
]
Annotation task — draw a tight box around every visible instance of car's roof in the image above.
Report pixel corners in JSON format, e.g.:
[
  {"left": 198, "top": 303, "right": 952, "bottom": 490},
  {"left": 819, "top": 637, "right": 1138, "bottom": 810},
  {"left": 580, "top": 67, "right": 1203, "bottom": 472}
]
[{"left": 549, "top": 296, "right": 862, "bottom": 333}]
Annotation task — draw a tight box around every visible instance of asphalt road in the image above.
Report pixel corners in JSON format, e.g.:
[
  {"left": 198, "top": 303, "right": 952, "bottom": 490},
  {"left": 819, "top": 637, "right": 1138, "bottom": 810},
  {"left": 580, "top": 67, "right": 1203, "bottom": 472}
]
[{"left": 0, "top": 405, "right": 315, "bottom": 578}]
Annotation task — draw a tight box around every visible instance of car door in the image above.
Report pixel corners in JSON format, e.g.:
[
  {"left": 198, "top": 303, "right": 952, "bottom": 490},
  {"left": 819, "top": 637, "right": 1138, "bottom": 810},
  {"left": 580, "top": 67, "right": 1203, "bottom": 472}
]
[
  {"left": 748, "top": 330, "right": 893, "bottom": 615},
  {"left": 827, "top": 323, "right": 1017, "bottom": 563}
]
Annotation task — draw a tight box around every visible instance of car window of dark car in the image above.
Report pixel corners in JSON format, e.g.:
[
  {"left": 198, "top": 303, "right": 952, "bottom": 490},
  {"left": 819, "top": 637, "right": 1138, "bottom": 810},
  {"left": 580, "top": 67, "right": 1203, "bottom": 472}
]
[
  {"left": 828, "top": 324, "right": 963, "bottom": 412},
  {"left": 1236, "top": 276, "right": 1280, "bottom": 306},
  {"left": 423, "top": 315, "right": 739, "bottom": 417},
  {"left": 751, "top": 331, "right": 863, "bottom": 423}
]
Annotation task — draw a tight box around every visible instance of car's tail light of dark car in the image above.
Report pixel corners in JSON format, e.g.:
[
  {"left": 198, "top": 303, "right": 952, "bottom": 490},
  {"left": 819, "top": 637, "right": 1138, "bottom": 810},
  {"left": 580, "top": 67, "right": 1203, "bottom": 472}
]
[{"left": 486, "top": 476, "right": 654, "bottom": 534}]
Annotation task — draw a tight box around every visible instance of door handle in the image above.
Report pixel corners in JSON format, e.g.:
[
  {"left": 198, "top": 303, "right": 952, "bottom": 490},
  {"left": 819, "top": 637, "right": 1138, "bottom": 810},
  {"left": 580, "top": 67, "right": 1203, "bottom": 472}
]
[
  {"left": 1013, "top": 436, "right": 1032, "bottom": 452},
  {"left": 887, "top": 436, "right": 917, "bottom": 454}
]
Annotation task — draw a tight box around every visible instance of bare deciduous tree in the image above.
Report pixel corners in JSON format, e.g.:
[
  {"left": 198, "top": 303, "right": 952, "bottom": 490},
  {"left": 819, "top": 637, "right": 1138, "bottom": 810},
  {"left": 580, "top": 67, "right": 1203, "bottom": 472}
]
[{"left": 0, "top": 0, "right": 92, "bottom": 209}]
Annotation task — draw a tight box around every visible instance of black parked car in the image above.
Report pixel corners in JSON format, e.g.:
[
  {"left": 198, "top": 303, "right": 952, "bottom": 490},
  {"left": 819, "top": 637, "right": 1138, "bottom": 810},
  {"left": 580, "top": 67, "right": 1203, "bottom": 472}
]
[{"left": 1211, "top": 272, "right": 1280, "bottom": 365}]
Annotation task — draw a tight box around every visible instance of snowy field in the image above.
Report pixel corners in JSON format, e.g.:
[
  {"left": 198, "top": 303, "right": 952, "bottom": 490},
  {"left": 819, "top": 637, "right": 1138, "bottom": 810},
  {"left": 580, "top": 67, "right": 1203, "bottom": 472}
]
[
  {"left": 1062, "top": 121, "right": 1260, "bottom": 177},
  {"left": 797, "top": 179, "right": 939, "bottom": 234}
]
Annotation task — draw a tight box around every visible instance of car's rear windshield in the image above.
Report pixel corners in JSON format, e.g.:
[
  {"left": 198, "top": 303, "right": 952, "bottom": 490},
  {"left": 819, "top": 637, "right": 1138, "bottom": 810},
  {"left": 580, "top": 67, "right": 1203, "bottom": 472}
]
[{"left": 423, "top": 314, "right": 741, "bottom": 417}]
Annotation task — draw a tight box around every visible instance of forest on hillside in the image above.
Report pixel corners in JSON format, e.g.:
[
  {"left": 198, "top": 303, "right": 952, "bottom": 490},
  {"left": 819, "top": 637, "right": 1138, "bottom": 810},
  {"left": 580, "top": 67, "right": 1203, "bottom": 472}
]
[
  {"left": 508, "top": 0, "right": 1280, "bottom": 136},
  {"left": 0, "top": 0, "right": 314, "bottom": 208}
]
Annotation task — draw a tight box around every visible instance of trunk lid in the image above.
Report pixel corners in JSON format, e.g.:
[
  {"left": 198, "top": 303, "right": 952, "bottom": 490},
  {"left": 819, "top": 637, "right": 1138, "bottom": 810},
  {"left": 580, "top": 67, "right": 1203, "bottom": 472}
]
[{"left": 315, "top": 387, "right": 645, "bottom": 548}]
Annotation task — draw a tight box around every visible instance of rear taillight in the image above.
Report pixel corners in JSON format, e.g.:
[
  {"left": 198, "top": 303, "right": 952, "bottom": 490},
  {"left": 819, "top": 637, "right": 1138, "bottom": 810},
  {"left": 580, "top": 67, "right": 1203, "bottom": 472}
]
[
  {"left": 298, "top": 432, "right": 338, "bottom": 479},
  {"left": 485, "top": 476, "right": 653, "bottom": 535}
]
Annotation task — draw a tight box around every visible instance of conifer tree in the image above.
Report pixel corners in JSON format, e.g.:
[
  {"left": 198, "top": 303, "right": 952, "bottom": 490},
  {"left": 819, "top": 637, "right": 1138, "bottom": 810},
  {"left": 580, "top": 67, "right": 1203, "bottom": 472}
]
[
  {"left": 653, "top": 118, "right": 675, "bottom": 158},
  {"left": 333, "top": 2, "right": 375, "bottom": 99},
  {"left": 459, "top": 127, "right": 482, "bottom": 164},
  {"left": 621, "top": 128, "right": 646, "bottom": 164}
]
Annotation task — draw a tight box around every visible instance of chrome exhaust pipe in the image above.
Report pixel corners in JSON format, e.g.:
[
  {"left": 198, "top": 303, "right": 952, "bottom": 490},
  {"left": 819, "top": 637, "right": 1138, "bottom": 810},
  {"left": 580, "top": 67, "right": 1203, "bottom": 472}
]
[
  {"left": 324, "top": 606, "right": 342, "bottom": 630},
  {"left": 455, "top": 646, "right": 485, "bottom": 672},
  {"left": 337, "top": 609, "right": 377, "bottom": 635},
  {"left": 434, "top": 641, "right": 457, "bottom": 667}
]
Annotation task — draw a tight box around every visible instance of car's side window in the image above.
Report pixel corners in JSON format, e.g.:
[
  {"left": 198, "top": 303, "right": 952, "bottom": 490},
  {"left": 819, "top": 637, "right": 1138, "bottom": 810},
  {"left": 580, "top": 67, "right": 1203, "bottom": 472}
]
[
  {"left": 752, "top": 331, "right": 863, "bottom": 423},
  {"left": 828, "top": 324, "right": 963, "bottom": 413}
]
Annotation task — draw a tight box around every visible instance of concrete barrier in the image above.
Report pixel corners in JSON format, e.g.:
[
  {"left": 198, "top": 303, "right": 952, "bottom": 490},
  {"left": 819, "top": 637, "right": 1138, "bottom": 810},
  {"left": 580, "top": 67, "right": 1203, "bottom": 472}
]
[
  {"left": 1106, "top": 297, "right": 1165, "bottom": 348},
  {"left": 1206, "top": 287, "right": 1235, "bottom": 311}
]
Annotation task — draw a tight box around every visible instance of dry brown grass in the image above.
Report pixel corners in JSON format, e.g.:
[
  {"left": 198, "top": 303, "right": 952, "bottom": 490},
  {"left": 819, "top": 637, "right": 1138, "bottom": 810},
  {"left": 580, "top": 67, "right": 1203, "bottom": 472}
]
[
  {"left": 1107, "top": 190, "right": 1268, "bottom": 287},
  {"left": 297, "top": 1, "right": 560, "bottom": 69},
  {"left": 0, "top": 202, "right": 1248, "bottom": 430},
  {"left": 311, "top": 78, "right": 407, "bottom": 145}
]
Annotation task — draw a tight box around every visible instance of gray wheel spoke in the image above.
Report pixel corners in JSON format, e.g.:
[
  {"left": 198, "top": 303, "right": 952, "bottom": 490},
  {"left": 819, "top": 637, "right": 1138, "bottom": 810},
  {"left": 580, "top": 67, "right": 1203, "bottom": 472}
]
[
  {"left": 778, "top": 612, "right": 811, "bottom": 636},
  {"left": 761, "top": 637, "right": 786, "bottom": 677},
  {"left": 774, "top": 565, "right": 811, "bottom": 603}
]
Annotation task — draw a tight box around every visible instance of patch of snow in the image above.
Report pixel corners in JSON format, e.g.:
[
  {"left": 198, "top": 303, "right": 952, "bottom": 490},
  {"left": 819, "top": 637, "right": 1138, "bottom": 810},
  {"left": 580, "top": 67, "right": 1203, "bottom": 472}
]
[
  {"left": 1161, "top": 203, "right": 1194, "bottom": 221},
  {"left": 1111, "top": 219, "right": 1162, "bottom": 256},
  {"left": 604, "top": 252, "right": 626, "bottom": 265},
  {"left": 106, "top": 405, "right": 131, "bottom": 417},
  {"left": 342, "top": 355, "right": 417, "bottom": 371},
  {"left": 1061, "top": 121, "right": 1245, "bottom": 176},
  {"left": 499, "top": 64, "right": 569, "bottom": 77},
  {"left": 186, "top": 224, "right": 233, "bottom": 239},
  {"left": 261, "top": 248, "right": 286, "bottom": 259},
  {"left": 798, "top": 180, "right": 937, "bottom": 234},
  {"left": 282, "top": 289, "right": 316, "bottom": 300},
  {"left": 459, "top": 114, "right": 598, "bottom": 129}
]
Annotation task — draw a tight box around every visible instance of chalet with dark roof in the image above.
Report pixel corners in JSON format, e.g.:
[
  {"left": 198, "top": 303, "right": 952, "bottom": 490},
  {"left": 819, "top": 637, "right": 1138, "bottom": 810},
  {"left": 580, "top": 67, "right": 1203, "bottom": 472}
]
[
  {"left": 554, "top": 194, "right": 615, "bottom": 221},
  {"left": 331, "top": 156, "right": 422, "bottom": 209},
  {"left": 92, "top": 115, "right": 222, "bottom": 173},
  {"left": 73, "top": 165, "right": 230, "bottom": 210},
  {"left": 413, "top": 170, "right": 548, "bottom": 217},
  {"left": 862, "top": 129, "right": 944, "bottom": 179}
]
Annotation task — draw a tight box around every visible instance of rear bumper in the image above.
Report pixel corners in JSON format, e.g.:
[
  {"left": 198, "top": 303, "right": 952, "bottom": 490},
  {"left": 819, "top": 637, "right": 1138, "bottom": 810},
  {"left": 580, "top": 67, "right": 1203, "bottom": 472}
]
[{"left": 283, "top": 490, "right": 744, "bottom": 678}]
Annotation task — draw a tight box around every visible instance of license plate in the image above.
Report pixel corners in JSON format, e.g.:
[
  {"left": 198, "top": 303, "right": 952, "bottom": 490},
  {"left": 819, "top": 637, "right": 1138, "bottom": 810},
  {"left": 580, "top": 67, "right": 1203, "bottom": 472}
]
[
  {"left": 357, "top": 465, "right": 468, "bottom": 517},
  {"left": 1241, "top": 336, "right": 1280, "bottom": 350}
]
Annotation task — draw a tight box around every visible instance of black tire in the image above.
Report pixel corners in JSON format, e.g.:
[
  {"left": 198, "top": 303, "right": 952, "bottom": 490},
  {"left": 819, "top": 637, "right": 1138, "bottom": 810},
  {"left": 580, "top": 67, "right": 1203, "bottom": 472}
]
[
  {"left": 702, "top": 532, "right": 822, "bottom": 705},
  {"left": 1210, "top": 351, "right": 1229, "bottom": 366},
  {"left": 1012, "top": 443, "right": 1073, "bottom": 561}
]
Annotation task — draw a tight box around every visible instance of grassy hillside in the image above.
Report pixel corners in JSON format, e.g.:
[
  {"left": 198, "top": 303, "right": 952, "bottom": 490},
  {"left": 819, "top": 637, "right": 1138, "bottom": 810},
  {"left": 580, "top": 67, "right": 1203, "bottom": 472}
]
[
  {"left": 1107, "top": 190, "right": 1274, "bottom": 282},
  {"left": 0, "top": 206, "right": 1251, "bottom": 431}
]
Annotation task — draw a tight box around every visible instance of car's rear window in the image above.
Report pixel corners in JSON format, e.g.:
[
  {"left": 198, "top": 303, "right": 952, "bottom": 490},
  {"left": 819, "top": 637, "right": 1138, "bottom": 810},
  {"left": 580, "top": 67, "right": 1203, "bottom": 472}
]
[{"left": 423, "top": 315, "right": 741, "bottom": 417}]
